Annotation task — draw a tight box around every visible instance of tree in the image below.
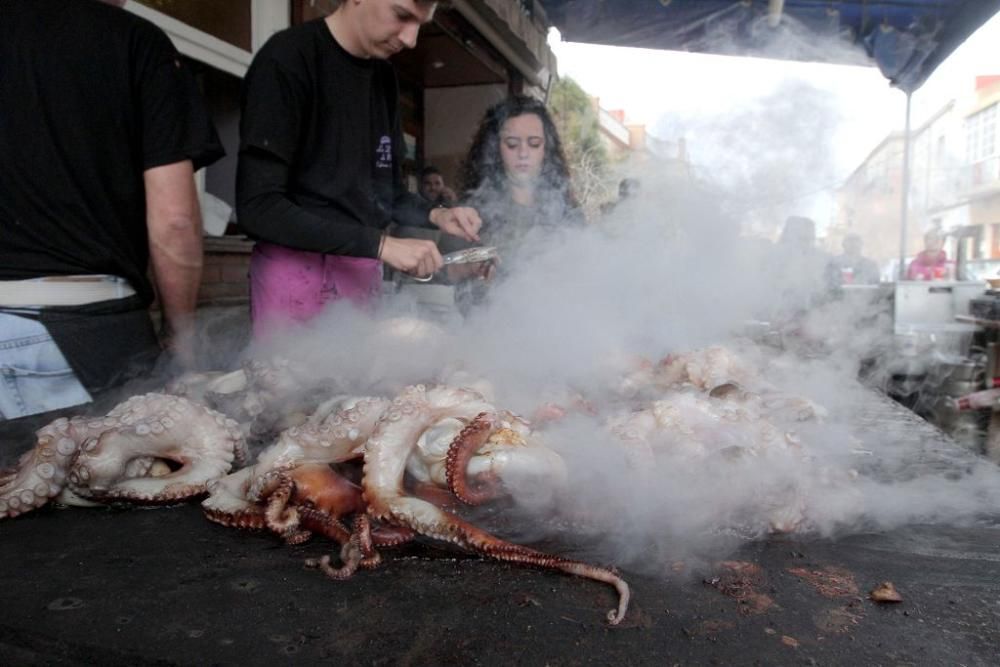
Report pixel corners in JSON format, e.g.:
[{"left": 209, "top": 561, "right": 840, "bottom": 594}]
[{"left": 548, "top": 76, "right": 612, "bottom": 218}]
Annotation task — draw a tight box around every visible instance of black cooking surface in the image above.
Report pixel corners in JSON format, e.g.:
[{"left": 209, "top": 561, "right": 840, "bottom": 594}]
[
  {"left": 1, "top": 393, "right": 998, "bottom": 666},
  {"left": 2, "top": 505, "right": 998, "bottom": 666}
]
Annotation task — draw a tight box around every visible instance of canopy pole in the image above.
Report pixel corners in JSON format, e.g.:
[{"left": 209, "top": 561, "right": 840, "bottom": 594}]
[
  {"left": 767, "top": 0, "right": 785, "bottom": 27},
  {"left": 897, "top": 91, "right": 913, "bottom": 280}
]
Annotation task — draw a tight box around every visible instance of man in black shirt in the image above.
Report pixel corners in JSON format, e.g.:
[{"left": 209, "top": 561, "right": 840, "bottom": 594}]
[
  {"left": 237, "top": 0, "right": 482, "bottom": 336},
  {"left": 0, "top": 0, "right": 223, "bottom": 419}
]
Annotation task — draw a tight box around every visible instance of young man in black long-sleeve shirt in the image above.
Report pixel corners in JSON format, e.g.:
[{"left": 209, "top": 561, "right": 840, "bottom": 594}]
[{"left": 237, "top": 0, "right": 481, "bottom": 336}]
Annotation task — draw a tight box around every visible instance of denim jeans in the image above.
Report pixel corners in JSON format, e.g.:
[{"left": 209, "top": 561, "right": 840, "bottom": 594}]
[{"left": 0, "top": 313, "right": 92, "bottom": 419}]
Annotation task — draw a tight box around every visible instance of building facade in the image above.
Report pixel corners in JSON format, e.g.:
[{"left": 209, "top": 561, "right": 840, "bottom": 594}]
[{"left": 832, "top": 75, "right": 1000, "bottom": 279}]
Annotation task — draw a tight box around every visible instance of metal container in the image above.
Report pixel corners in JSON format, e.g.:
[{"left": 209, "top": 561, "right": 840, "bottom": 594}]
[
  {"left": 893, "top": 281, "right": 986, "bottom": 330},
  {"left": 937, "top": 379, "right": 982, "bottom": 397},
  {"left": 935, "top": 359, "right": 984, "bottom": 383}
]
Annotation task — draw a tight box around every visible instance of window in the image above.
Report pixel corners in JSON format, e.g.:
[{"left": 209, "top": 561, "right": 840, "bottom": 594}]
[{"left": 966, "top": 103, "right": 997, "bottom": 163}]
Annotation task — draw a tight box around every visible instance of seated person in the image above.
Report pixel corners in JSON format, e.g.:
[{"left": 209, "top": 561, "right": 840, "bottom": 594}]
[
  {"left": 419, "top": 165, "right": 457, "bottom": 206},
  {"left": 825, "top": 233, "right": 880, "bottom": 287},
  {"left": 907, "top": 229, "right": 952, "bottom": 281}
]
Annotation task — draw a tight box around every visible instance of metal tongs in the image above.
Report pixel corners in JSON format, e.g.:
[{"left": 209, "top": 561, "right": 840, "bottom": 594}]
[{"left": 409, "top": 246, "right": 499, "bottom": 282}]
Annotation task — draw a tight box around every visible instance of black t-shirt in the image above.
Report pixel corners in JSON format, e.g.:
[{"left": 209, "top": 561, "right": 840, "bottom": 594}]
[
  {"left": 0, "top": 0, "right": 224, "bottom": 305},
  {"left": 236, "top": 19, "right": 432, "bottom": 259}
]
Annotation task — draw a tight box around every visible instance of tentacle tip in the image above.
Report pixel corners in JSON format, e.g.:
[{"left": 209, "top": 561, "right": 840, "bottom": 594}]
[
  {"left": 303, "top": 556, "right": 327, "bottom": 569},
  {"left": 606, "top": 609, "right": 625, "bottom": 625}
]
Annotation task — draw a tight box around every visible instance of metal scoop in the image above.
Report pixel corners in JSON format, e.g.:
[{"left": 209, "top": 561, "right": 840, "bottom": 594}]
[{"left": 409, "top": 246, "right": 499, "bottom": 282}]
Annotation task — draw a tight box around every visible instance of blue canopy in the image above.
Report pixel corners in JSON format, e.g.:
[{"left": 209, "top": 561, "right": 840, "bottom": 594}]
[{"left": 542, "top": 0, "right": 1000, "bottom": 92}]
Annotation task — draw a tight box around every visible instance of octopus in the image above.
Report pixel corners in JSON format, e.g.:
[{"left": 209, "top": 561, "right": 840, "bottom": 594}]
[
  {"left": 357, "top": 384, "right": 630, "bottom": 625},
  {"left": 203, "top": 383, "right": 628, "bottom": 625},
  {"left": 166, "top": 357, "right": 332, "bottom": 440},
  {"left": 0, "top": 393, "right": 245, "bottom": 519},
  {"left": 605, "top": 389, "right": 817, "bottom": 533},
  {"left": 614, "top": 344, "right": 770, "bottom": 403},
  {"left": 656, "top": 345, "right": 760, "bottom": 392},
  {"left": 202, "top": 394, "right": 392, "bottom": 536}
]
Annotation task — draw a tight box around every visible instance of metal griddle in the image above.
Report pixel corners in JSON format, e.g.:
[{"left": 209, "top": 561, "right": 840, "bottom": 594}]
[{"left": 1, "top": 390, "right": 998, "bottom": 666}]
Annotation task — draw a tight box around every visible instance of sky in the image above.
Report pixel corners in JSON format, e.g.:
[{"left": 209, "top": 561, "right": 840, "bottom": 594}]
[{"left": 548, "top": 9, "right": 1000, "bottom": 230}]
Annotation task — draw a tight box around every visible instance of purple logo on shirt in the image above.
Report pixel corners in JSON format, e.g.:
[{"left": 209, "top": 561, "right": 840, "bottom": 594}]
[{"left": 376, "top": 136, "right": 392, "bottom": 169}]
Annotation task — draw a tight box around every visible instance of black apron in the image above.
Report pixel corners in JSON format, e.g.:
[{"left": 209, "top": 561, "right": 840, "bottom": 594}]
[{"left": 1, "top": 295, "right": 161, "bottom": 396}]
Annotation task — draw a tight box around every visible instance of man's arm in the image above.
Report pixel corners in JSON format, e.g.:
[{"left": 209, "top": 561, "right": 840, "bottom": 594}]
[{"left": 144, "top": 160, "right": 203, "bottom": 369}]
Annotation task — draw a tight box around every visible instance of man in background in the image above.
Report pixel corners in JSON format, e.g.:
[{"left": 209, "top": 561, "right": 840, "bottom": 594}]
[
  {"left": 0, "top": 0, "right": 223, "bottom": 420},
  {"left": 826, "top": 233, "right": 881, "bottom": 287},
  {"left": 419, "top": 166, "right": 458, "bottom": 206}
]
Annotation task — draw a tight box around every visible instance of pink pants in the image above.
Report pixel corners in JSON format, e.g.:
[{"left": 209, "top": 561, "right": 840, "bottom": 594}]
[{"left": 249, "top": 242, "right": 382, "bottom": 338}]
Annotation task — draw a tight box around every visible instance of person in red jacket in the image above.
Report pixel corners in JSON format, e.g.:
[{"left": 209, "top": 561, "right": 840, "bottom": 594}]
[{"left": 907, "top": 229, "right": 952, "bottom": 281}]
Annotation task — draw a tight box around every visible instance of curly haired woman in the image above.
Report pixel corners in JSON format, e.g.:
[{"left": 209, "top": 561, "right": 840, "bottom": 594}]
[{"left": 443, "top": 95, "right": 583, "bottom": 311}]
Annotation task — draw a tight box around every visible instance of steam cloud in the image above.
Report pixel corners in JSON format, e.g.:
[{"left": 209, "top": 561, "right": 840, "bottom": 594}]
[{"left": 238, "top": 154, "right": 1000, "bottom": 575}]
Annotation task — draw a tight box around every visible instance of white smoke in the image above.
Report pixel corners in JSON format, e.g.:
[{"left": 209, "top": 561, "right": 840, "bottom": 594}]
[{"left": 230, "top": 154, "right": 1000, "bottom": 575}]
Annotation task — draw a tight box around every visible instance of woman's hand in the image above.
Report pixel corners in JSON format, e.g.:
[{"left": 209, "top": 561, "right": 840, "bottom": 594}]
[
  {"left": 379, "top": 236, "right": 443, "bottom": 280},
  {"left": 429, "top": 206, "right": 482, "bottom": 242}
]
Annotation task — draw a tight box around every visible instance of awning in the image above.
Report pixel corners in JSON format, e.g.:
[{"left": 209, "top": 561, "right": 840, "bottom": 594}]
[{"left": 542, "top": 0, "right": 1000, "bottom": 92}]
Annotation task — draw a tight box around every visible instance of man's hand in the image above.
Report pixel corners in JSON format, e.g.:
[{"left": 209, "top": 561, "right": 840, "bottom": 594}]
[
  {"left": 429, "top": 206, "right": 481, "bottom": 242},
  {"left": 379, "top": 236, "right": 444, "bottom": 279},
  {"left": 158, "top": 315, "right": 197, "bottom": 370}
]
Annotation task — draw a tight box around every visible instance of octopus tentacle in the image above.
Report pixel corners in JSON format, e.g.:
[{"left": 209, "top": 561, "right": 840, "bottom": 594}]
[
  {"left": 262, "top": 464, "right": 370, "bottom": 542},
  {"left": 0, "top": 417, "right": 87, "bottom": 518},
  {"left": 70, "top": 394, "right": 243, "bottom": 503},
  {"left": 203, "top": 504, "right": 267, "bottom": 531},
  {"left": 444, "top": 412, "right": 502, "bottom": 506},
  {"left": 297, "top": 506, "right": 353, "bottom": 544},
  {"left": 306, "top": 548, "right": 360, "bottom": 580},
  {"left": 282, "top": 528, "right": 314, "bottom": 545},
  {"left": 408, "top": 481, "right": 463, "bottom": 510},
  {"left": 363, "top": 386, "right": 629, "bottom": 625},
  {"left": 376, "top": 494, "right": 630, "bottom": 625},
  {"left": 306, "top": 514, "right": 391, "bottom": 581},
  {"left": 245, "top": 397, "right": 390, "bottom": 501},
  {"left": 353, "top": 514, "right": 383, "bottom": 569},
  {"left": 202, "top": 468, "right": 268, "bottom": 530},
  {"left": 370, "top": 524, "right": 415, "bottom": 547},
  {"left": 264, "top": 476, "right": 299, "bottom": 535}
]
